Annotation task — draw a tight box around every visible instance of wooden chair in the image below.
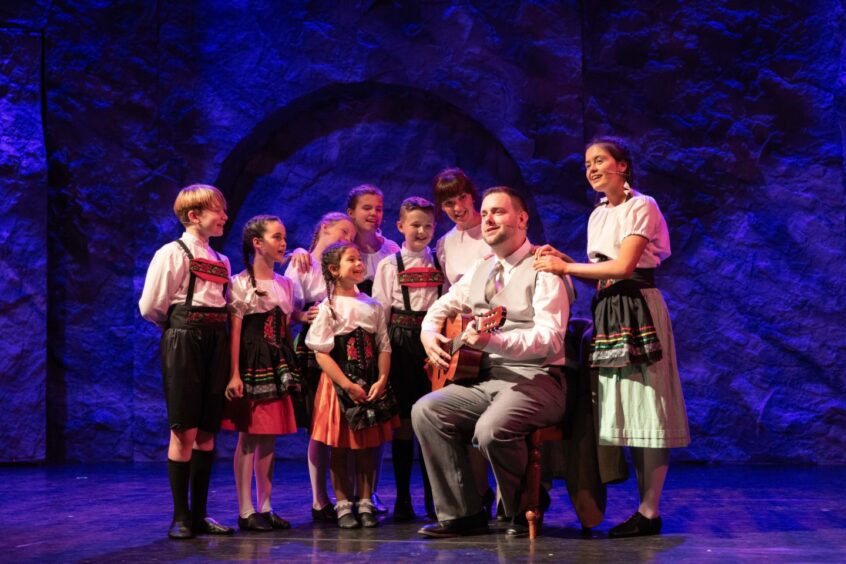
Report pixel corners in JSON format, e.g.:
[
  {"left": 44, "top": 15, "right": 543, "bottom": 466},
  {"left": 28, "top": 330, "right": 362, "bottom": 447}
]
[{"left": 524, "top": 317, "right": 593, "bottom": 539}]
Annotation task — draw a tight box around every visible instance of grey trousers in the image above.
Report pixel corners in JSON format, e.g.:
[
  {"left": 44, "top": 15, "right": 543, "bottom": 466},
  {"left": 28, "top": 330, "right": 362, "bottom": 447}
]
[{"left": 411, "top": 366, "right": 566, "bottom": 521}]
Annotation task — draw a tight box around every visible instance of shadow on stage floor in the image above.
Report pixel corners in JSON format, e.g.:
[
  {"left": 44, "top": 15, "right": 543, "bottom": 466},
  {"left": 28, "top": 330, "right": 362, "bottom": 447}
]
[{"left": 0, "top": 460, "right": 843, "bottom": 562}]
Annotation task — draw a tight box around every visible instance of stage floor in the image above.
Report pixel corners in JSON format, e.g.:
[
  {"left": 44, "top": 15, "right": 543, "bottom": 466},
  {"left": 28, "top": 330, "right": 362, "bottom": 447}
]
[{"left": 0, "top": 460, "right": 843, "bottom": 562}]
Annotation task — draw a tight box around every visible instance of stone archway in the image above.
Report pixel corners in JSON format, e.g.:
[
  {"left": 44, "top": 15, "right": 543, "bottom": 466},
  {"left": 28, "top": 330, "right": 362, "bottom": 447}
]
[{"left": 214, "top": 81, "right": 543, "bottom": 254}]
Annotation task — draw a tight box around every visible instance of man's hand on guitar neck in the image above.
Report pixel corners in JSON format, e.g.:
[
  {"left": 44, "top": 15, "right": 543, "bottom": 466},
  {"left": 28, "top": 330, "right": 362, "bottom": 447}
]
[
  {"left": 459, "top": 319, "right": 491, "bottom": 351},
  {"left": 421, "top": 329, "right": 452, "bottom": 370}
]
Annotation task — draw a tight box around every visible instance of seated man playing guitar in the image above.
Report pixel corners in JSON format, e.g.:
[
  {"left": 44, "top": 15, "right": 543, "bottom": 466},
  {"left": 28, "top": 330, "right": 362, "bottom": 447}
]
[{"left": 413, "top": 186, "right": 569, "bottom": 538}]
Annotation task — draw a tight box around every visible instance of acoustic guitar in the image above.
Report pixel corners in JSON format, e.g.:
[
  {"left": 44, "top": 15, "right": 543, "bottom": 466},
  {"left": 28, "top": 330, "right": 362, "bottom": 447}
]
[{"left": 427, "top": 306, "right": 508, "bottom": 390}]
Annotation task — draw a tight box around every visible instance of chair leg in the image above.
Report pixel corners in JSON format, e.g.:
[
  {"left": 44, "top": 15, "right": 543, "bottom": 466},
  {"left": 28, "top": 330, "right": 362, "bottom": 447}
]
[{"left": 525, "top": 431, "right": 543, "bottom": 539}]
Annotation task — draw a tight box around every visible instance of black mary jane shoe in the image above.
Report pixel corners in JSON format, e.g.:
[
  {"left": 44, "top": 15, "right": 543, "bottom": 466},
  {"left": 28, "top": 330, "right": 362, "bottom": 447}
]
[
  {"left": 311, "top": 504, "right": 338, "bottom": 522},
  {"left": 168, "top": 519, "right": 194, "bottom": 540},
  {"left": 260, "top": 511, "right": 291, "bottom": 530},
  {"left": 393, "top": 498, "right": 416, "bottom": 522},
  {"left": 608, "top": 512, "right": 662, "bottom": 538},
  {"left": 238, "top": 513, "right": 272, "bottom": 532},
  {"left": 193, "top": 516, "right": 235, "bottom": 535},
  {"left": 337, "top": 512, "right": 361, "bottom": 529},
  {"left": 418, "top": 511, "right": 490, "bottom": 538},
  {"left": 359, "top": 510, "right": 379, "bottom": 528}
]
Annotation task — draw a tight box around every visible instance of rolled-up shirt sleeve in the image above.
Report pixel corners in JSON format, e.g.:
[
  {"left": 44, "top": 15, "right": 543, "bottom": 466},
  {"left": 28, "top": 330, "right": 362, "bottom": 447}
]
[
  {"left": 420, "top": 258, "right": 481, "bottom": 333},
  {"left": 482, "top": 272, "right": 567, "bottom": 364},
  {"left": 139, "top": 245, "right": 183, "bottom": 327}
]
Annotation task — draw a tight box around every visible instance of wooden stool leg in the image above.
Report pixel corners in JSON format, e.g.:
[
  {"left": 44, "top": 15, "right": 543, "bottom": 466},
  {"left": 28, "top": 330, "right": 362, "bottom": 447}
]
[{"left": 526, "top": 431, "right": 542, "bottom": 539}]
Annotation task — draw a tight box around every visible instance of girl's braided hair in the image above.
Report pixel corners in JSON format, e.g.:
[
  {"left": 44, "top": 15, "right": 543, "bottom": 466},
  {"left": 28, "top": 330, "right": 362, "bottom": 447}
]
[
  {"left": 320, "top": 240, "right": 358, "bottom": 320},
  {"left": 242, "top": 214, "right": 282, "bottom": 297}
]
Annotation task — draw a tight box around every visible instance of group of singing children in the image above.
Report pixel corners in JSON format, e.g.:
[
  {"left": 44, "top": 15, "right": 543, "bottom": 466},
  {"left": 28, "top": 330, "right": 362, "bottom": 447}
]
[{"left": 139, "top": 183, "right": 443, "bottom": 539}]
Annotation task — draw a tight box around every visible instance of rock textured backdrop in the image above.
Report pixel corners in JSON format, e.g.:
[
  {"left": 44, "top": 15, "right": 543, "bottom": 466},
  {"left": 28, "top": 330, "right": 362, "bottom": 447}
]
[{"left": 0, "top": 1, "right": 843, "bottom": 463}]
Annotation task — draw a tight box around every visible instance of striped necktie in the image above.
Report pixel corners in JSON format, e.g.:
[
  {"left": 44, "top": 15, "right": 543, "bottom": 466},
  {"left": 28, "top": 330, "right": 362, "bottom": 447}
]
[{"left": 484, "top": 262, "right": 504, "bottom": 303}]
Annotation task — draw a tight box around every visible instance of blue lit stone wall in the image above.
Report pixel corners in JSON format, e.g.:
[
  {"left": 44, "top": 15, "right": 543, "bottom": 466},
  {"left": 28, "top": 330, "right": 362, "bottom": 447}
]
[
  {"left": 0, "top": 27, "right": 47, "bottom": 462},
  {"left": 580, "top": 1, "right": 846, "bottom": 463},
  {"left": 0, "top": 1, "right": 843, "bottom": 463}
]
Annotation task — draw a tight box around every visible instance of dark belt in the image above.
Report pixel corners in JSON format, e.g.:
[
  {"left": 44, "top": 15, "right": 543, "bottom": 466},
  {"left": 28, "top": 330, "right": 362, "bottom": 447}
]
[
  {"left": 390, "top": 308, "right": 426, "bottom": 328},
  {"left": 166, "top": 304, "right": 228, "bottom": 329}
]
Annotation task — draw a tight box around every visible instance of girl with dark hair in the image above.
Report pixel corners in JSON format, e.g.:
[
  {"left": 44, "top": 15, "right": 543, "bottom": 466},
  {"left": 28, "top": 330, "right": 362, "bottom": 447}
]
[
  {"left": 533, "top": 136, "right": 690, "bottom": 538},
  {"left": 306, "top": 241, "right": 399, "bottom": 528},
  {"left": 430, "top": 167, "right": 496, "bottom": 518},
  {"left": 344, "top": 185, "right": 401, "bottom": 296},
  {"left": 432, "top": 168, "right": 490, "bottom": 287},
  {"left": 222, "top": 215, "right": 300, "bottom": 532}
]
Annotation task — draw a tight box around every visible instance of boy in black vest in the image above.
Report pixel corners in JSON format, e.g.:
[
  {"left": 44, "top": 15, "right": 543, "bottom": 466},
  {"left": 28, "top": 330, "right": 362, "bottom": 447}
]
[
  {"left": 372, "top": 197, "right": 444, "bottom": 520},
  {"left": 139, "top": 184, "right": 234, "bottom": 539}
]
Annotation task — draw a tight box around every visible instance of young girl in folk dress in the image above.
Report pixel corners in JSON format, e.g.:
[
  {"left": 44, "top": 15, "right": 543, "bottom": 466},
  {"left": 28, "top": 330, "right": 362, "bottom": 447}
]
[
  {"left": 533, "top": 137, "right": 690, "bottom": 538},
  {"left": 284, "top": 212, "right": 356, "bottom": 522},
  {"left": 291, "top": 185, "right": 399, "bottom": 512},
  {"left": 222, "top": 215, "right": 300, "bottom": 532},
  {"left": 306, "top": 241, "right": 399, "bottom": 528},
  {"left": 343, "top": 185, "right": 401, "bottom": 296}
]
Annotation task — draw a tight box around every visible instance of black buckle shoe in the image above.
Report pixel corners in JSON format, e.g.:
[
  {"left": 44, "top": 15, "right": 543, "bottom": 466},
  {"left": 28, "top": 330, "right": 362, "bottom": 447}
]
[
  {"left": 193, "top": 516, "right": 235, "bottom": 535},
  {"left": 609, "top": 512, "right": 662, "bottom": 538},
  {"left": 418, "top": 511, "right": 490, "bottom": 538}
]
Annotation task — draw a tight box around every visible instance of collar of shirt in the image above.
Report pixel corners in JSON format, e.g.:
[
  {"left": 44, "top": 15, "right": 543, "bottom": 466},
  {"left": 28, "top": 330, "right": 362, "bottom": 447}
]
[
  {"left": 492, "top": 238, "right": 532, "bottom": 283},
  {"left": 181, "top": 231, "right": 209, "bottom": 251},
  {"left": 400, "top": 244, "right": 430, "bottom": 260}
]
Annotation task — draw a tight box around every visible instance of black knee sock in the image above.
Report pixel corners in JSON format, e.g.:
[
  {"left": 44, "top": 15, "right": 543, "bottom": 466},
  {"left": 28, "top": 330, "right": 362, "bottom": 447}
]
[
  {"left": 392, "top": 439, "right": 414, "bottom": 501},
  {"left": 419, "top": 449, "right": 435, "bottom": 515},
  {"left": 167, "top": 459, "right": 191, "bottom": 522},
  {"left": 190, "top": 449, "right": 215, "bottom": 526}
]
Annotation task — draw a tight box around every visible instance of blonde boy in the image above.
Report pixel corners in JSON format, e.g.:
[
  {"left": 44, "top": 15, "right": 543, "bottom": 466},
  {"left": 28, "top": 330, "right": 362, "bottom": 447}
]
[{"left": 139, "top": 184, "right": 234, "bottom": 539}]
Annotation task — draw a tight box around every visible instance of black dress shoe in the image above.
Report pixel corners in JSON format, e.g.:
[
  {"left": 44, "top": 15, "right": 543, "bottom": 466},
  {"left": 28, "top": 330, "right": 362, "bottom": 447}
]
[
  {"left": 193, "top": 516, "right": 235, "bottom": 535},
  {"left": 238, "top": 513, "right": 272, "bottom": 532},
  {"left": 393, "top": 498, "right": 416, "bottom": 522},
  {"left": 312, "top": 504, "right": 337, "bottom": 522},
  {"left": 168, "top": 519, "right": 194, "bottom": 539},
  {"left": 608, "top": 512, "right": 662, "bottom": 538},
  {"left": 418, "top": 511, "right": 490, "bottom": 538},
  {"left": 260, "top": 511, "right": 291, "bottom": 530}
]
